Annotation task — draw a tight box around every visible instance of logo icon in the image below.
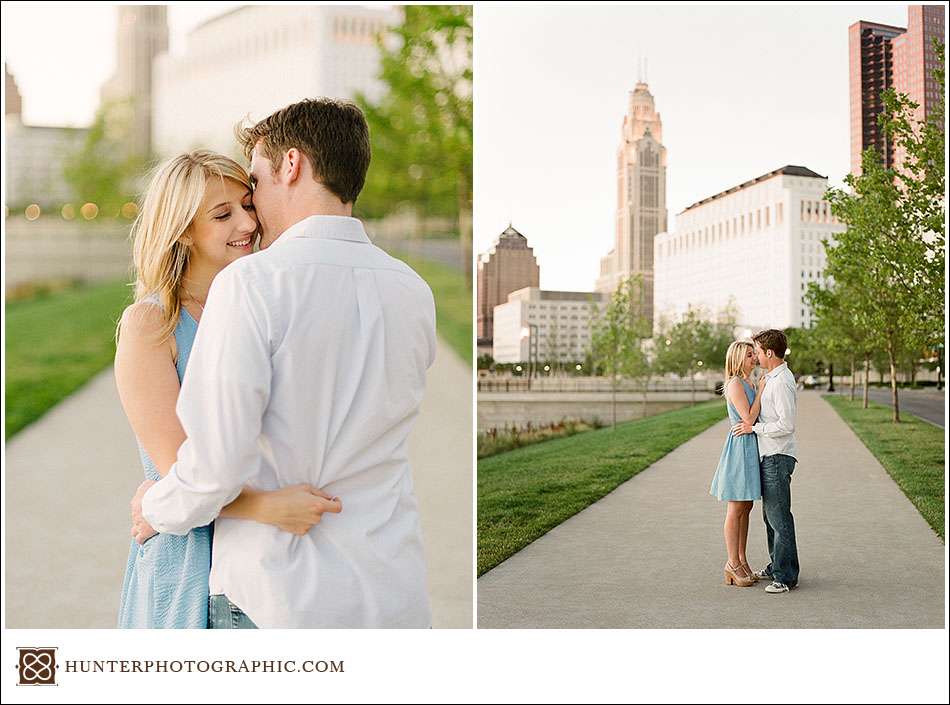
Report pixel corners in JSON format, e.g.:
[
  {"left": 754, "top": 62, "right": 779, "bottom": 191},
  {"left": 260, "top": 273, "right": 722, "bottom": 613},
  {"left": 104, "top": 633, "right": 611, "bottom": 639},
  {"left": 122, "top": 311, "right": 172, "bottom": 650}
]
[{"left": 17, "top": 648, "right": 58, "bottom": 686}]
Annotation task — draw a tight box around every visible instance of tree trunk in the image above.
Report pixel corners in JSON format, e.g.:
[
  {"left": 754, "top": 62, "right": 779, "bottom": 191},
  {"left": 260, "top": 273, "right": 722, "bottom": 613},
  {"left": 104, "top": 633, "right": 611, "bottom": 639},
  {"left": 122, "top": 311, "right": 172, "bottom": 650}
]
[
  {"left": 612, "top": 376, "right": 617, "bottom": 429},
  {"left": 863, "top": 354, "right": 870, "bottom": 409},
  {"left": 887, "top": 340, "right": 900, "bottom": 423},
  {"left": 642, "top": 375, "right": 649, "bottom": 419},
  {"left": 458, "top": 180, "right": 472, "bottom": 290},
  {"left": 849, "top": 354, "right": 856, "bottom": 402},
  {"left": 690, "top": 370, "right": 696, "bottom": 405}
]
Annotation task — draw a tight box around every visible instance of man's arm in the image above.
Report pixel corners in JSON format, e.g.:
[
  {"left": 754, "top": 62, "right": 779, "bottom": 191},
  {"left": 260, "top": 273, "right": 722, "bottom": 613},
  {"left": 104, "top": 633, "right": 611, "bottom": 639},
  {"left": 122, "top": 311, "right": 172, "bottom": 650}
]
[
  {"left": 141, "top": 266, "right": 272, "bottom": 535},
  {"left": 753, "top": 378, "right": 796, "bottom": 438}
]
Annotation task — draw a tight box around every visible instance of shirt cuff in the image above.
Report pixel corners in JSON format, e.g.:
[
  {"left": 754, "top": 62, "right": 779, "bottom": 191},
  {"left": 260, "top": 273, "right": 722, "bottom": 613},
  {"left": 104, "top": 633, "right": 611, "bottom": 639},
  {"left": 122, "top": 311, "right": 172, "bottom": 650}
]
[{"left": 752, "top": 423, "right": 763, "bottom": 435}]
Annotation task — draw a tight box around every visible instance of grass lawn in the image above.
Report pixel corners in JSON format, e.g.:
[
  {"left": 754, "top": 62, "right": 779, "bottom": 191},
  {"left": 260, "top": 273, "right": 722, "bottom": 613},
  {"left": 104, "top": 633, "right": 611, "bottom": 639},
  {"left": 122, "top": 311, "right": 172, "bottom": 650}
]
[
  {"left": 5, "top": 279, "right": 132, "bottom": 439},
  {"left": 394, "top": 254, "right": 471, "bottom": 365},
  {"left": 5, "top": 254, "right": 468, "bottom": 440},
  {"left": 478, "top": 400, "right": 726, "bottom": 575},
  {"left": 823, "top": 395, "right": 944, "bottom": 540}
]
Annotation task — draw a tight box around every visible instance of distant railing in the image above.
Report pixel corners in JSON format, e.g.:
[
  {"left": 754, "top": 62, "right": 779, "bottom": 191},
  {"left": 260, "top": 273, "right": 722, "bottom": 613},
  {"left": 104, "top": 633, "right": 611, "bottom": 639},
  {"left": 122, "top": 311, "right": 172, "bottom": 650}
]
[{"left": 477, "top": 378, "right": 721, "bottom": 393}]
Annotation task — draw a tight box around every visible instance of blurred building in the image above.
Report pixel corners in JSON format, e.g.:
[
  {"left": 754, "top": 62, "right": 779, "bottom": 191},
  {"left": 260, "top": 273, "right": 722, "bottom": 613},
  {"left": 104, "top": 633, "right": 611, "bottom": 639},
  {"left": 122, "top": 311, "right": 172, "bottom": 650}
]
[
  {"left": 4, "top": 66, "right": 88, "bottom": 210},
  {"left": 596, "top": 80, "right": 668, "bottom": 330},
  {"left": 848, "top": 5, "right": 944, "bottom": 176},
  {"left": 493, "top": 288, "right": 606, "bottom": 364},
  {"left": 653, "top": 166, "right": 846, "bottom": 332},
  {"left": 477, "top": 224, "right": 541, "bottom": 353},
  {"left": 152, "top": 5, "right": 399, "bottom": 159},
  {"left": 101, "top": 5, "right": 169, "bottom": 159},
  {"left": 6, "top": 64, "right": 22, "bottom": 116}
]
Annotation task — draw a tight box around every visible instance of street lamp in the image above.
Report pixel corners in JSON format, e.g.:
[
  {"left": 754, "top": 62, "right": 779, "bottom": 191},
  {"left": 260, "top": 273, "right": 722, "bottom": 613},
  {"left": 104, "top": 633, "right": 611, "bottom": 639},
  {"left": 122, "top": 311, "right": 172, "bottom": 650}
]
[
  {"left": 937, "top": 344, "right": 944, "bottom": 390},
  {"left": 520, "top": 324, "right": 539, "bottom": 388}
]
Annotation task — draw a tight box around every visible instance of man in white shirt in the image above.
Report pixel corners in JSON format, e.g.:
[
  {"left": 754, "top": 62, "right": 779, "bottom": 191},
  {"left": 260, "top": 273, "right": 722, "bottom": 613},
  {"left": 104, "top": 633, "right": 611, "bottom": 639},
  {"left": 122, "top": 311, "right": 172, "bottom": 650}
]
[
  {"left": 732, "top": 328, "right": 799, "bottom": 593},
  {"left": 134, "top": 98, "right": 436, "bottom": 627}
]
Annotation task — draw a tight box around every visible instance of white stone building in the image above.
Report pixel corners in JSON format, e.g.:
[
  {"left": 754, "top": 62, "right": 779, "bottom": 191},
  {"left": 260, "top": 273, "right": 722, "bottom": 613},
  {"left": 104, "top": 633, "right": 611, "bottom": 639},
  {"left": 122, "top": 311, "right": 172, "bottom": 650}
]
[
  {"left": 653, "top": 165, "right": 846, "bottom": 332},
  {"left": 152, "top": 5, "right": 399, "bottom": 159},
  {"left": 4, "top": 117, "right": 88, "bottom": 210},
  {"left": 493, "top": 288, "right": 607, "bottom": 364}
]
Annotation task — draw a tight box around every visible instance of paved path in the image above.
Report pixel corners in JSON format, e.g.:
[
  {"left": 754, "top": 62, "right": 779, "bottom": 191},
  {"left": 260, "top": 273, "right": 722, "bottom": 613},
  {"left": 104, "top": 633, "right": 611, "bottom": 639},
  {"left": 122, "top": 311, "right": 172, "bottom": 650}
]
[
  {"left": 478, "top": 391, "right": 945, "bottom": 628},
  {"left": 833, "top": 385, "right": 945, "bottom": 427},
  {"left": 5, "top": 340, "right": 472, "bottom": 628}
]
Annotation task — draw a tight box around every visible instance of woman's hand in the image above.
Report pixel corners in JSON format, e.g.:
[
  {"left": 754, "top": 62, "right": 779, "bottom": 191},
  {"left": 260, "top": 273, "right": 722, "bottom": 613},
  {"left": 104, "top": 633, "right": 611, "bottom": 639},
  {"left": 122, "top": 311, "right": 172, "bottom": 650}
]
[
  {"left": 130, "top": 479, "right": 158, "bottom": 545},
  {"left": 757, "top": 375, "right": 768, "bottom": 395},
  {"left": 262, "top": 484, "right": 343, "bottom": 536}
]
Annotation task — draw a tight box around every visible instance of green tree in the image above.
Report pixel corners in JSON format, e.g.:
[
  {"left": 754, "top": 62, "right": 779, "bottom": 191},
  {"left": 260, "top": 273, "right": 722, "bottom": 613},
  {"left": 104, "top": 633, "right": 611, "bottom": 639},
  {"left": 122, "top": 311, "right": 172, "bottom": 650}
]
[
  {"left": 819, "top": 40, "right": 944, "bottom": 421},
  {"left": 590, "top": 275, "right": 651, "bottom": 428},
  {"left": 880, "top": 40, "right": 945, "bottom": 343},
  {"left": 62, "top": 99, "right": 145, "bottom": 214},
  {"left": 804, "top": 280, "right": 875, "bottom": 404},
  {"left": 355, "top": 6, "right": 473, "bottom": 281},
  {"left": 654, "top": 306, "right": 718, "bottom": 404}
]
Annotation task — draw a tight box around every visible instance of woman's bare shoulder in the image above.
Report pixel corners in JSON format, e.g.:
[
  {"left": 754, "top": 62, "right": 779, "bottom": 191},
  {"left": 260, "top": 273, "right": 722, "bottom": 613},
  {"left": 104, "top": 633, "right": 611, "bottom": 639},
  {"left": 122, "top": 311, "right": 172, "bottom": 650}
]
[{"left": 119, "top": 300, "right": 165, "bottom": 339}]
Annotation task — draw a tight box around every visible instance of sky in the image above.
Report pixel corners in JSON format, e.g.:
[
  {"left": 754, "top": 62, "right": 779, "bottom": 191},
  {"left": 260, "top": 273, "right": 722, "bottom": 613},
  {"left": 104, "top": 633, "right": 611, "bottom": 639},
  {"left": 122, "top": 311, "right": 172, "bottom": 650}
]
[
  {"left": 2, "top": 3, "right": 238, "bottom": 127},
  {"left": 474, "top": 4, "right": 914, "bottom": 292}
]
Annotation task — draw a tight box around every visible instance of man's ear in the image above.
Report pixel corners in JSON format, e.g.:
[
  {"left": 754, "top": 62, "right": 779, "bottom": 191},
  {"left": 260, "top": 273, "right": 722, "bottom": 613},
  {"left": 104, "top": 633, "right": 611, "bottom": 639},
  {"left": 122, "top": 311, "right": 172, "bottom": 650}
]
[{"left": 284, "top": 148, "right": 302, "bottom": 185}]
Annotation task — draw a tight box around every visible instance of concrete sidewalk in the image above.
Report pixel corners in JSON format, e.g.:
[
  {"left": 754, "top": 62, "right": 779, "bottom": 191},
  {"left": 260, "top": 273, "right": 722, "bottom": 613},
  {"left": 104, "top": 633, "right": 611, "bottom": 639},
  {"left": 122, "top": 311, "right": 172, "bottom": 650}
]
[
  {"left": 478, "top": 391, "right": 945, "bottom": 628},
  {"left": 5, "top": 339, "right": 472, "bottom": 628}
]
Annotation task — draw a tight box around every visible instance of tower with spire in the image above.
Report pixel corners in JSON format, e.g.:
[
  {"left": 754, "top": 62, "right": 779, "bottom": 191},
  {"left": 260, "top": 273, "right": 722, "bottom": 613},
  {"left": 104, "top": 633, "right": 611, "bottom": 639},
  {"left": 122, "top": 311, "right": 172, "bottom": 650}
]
[
  {"left": 100, "top": 5, "right": 169, "bottom": 160},
  {"left": 595, "top": 78, "right": 668, "bottom": 329}
]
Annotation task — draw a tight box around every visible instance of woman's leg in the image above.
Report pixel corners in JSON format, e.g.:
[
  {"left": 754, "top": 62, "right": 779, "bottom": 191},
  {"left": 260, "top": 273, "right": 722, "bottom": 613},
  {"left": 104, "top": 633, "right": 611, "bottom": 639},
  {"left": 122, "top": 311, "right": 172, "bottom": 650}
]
[
  {"left": 724, "top": 501, "right": 743, "bottom": 568},
  {"left": 737, "top": 501, "right": 753, "bottom": 571}
]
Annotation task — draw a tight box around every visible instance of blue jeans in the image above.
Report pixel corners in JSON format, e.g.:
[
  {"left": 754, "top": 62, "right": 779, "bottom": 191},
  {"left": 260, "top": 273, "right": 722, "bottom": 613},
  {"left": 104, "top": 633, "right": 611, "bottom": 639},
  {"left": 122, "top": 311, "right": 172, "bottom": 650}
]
[
  {"left": 209, "top": 594, "right": 258, "bottom": 629},
  {"left": 760, "top": 454, "right": 799, "bottom": 587}
]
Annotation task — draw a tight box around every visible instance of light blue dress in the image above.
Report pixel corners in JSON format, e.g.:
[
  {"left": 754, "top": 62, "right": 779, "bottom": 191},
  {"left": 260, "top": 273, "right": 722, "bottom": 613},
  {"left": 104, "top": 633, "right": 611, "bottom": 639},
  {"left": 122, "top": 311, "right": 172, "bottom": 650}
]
[
  {"left": 117, "top": 305, "right": 212, "bottom": 628},
  {"left": 709, "top": 378, "right": 762, "bottom": 501}
]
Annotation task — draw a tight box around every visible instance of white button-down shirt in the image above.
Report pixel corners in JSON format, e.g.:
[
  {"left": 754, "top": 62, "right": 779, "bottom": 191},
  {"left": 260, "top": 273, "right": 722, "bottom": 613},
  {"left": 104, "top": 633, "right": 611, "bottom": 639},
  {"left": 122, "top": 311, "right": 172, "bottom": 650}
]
[
  {"left": 752, "top": 361, "right": 798, "bottom": 461},
  {"left": 141, "top": 215, "right": 436, "bottom": 628}
]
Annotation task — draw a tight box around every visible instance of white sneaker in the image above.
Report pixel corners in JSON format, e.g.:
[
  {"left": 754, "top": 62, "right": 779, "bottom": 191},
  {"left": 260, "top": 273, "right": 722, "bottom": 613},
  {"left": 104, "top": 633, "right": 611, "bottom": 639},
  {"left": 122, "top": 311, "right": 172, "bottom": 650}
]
[{"left": 764, "top": 581, "right": 790, "bottom": 593}]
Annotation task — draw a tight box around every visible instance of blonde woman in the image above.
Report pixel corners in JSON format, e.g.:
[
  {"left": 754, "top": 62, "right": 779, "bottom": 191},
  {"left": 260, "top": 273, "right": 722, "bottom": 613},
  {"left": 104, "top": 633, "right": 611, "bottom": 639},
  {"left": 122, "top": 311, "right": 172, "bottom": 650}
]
[
  {"left": 115, "top": 151, "right": 338, "bottom": 628},
  {"left": 709, "top": 340, "right": 766, "bottom": 587}
]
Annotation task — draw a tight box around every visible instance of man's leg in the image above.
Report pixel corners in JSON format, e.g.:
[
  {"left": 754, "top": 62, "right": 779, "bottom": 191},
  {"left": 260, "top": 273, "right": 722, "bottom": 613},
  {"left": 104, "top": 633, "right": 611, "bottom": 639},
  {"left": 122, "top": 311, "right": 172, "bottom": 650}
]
[
  {"left": 209, "top": 594, "right": 258, "bottom": 629},
  {"left": 761, "top": 478, "right": 775, "bottom": 578},
  {"left": 760, "top": 454, "right": 799, "bottom": 587}
]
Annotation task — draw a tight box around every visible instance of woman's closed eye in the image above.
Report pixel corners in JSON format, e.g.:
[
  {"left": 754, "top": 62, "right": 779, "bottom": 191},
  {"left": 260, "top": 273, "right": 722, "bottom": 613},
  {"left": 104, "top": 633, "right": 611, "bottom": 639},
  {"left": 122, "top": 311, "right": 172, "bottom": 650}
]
[{"left": 214, "top": 204, "right": 254, "bottom": 221}]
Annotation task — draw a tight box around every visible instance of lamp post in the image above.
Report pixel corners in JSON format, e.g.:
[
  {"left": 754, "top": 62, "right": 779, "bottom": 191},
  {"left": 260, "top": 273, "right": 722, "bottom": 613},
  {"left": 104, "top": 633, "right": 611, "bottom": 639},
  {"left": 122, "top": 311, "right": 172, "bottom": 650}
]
[
  {"left": 938, "top": 344, "right": 944, "bottom": 391},
  {"left": 521, "top": 324, "right": 539, "bottom": 389}
]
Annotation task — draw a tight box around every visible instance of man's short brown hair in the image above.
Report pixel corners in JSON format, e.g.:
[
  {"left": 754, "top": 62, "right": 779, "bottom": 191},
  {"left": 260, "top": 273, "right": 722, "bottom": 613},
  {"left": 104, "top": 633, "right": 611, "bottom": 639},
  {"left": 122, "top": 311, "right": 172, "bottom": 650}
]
[
  {"left": 237, "top": 98, "right": 370, "bottom": 204},
  {"left": 753, "top": 329, "right": 788, "bottom": 359}
]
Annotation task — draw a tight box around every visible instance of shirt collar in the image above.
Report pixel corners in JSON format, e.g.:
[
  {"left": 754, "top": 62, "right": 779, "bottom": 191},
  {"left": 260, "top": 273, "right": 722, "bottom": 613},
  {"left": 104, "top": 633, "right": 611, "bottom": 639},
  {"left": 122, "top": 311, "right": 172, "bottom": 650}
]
[
  {"left": 766, "top": 361, "right": 788, "bottom": 379},
  {"left": 270, "top": 215, "right": 371, "bottom": 248}
]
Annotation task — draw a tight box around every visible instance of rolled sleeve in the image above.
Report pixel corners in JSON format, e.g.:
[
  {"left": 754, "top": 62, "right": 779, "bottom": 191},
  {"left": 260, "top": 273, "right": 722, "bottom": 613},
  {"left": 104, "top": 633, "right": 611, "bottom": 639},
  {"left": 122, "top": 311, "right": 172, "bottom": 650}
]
[{"left": 141, "top": 266, "right": 271, "bottom": 534}]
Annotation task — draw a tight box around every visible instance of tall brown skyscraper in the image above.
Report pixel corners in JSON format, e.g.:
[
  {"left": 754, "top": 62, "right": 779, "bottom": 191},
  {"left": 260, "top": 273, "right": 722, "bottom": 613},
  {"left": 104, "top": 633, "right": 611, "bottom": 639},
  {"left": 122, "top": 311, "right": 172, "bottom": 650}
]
[
  {"left": 596, "top": 80, "right": 667, "bottom": 329},
  {"left": 848, "top": 5, "right": 945, "bottom": 176},
  {"left": 477, "top": 225, "right": 541, "bottom": 347}
]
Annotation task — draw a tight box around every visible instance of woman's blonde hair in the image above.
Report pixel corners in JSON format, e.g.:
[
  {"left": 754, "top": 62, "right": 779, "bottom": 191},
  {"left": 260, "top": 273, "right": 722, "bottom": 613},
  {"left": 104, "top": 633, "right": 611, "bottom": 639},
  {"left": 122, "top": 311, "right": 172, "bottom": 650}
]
[
  {"left": 722, "top": 339, "right": 754, "bottom": 396},
  {"left": 124, "top": 150, "right": 252, "bottom": 343}
]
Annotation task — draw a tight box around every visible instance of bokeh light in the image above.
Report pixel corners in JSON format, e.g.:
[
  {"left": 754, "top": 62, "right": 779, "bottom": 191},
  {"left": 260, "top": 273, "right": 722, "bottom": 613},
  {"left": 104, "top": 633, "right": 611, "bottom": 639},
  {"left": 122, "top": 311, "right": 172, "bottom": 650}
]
[
  {"left": 61, "top": 204, "right": 76, "bottom": 220},
  {"left": 121, "top": 202, "right": 139, "bottom": 219},
  {"left": 80, "top": 202, "right": 99, "bottom": 220},
  {"left": 25, "top": 204, "right": 41, "bottom": 221}
]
